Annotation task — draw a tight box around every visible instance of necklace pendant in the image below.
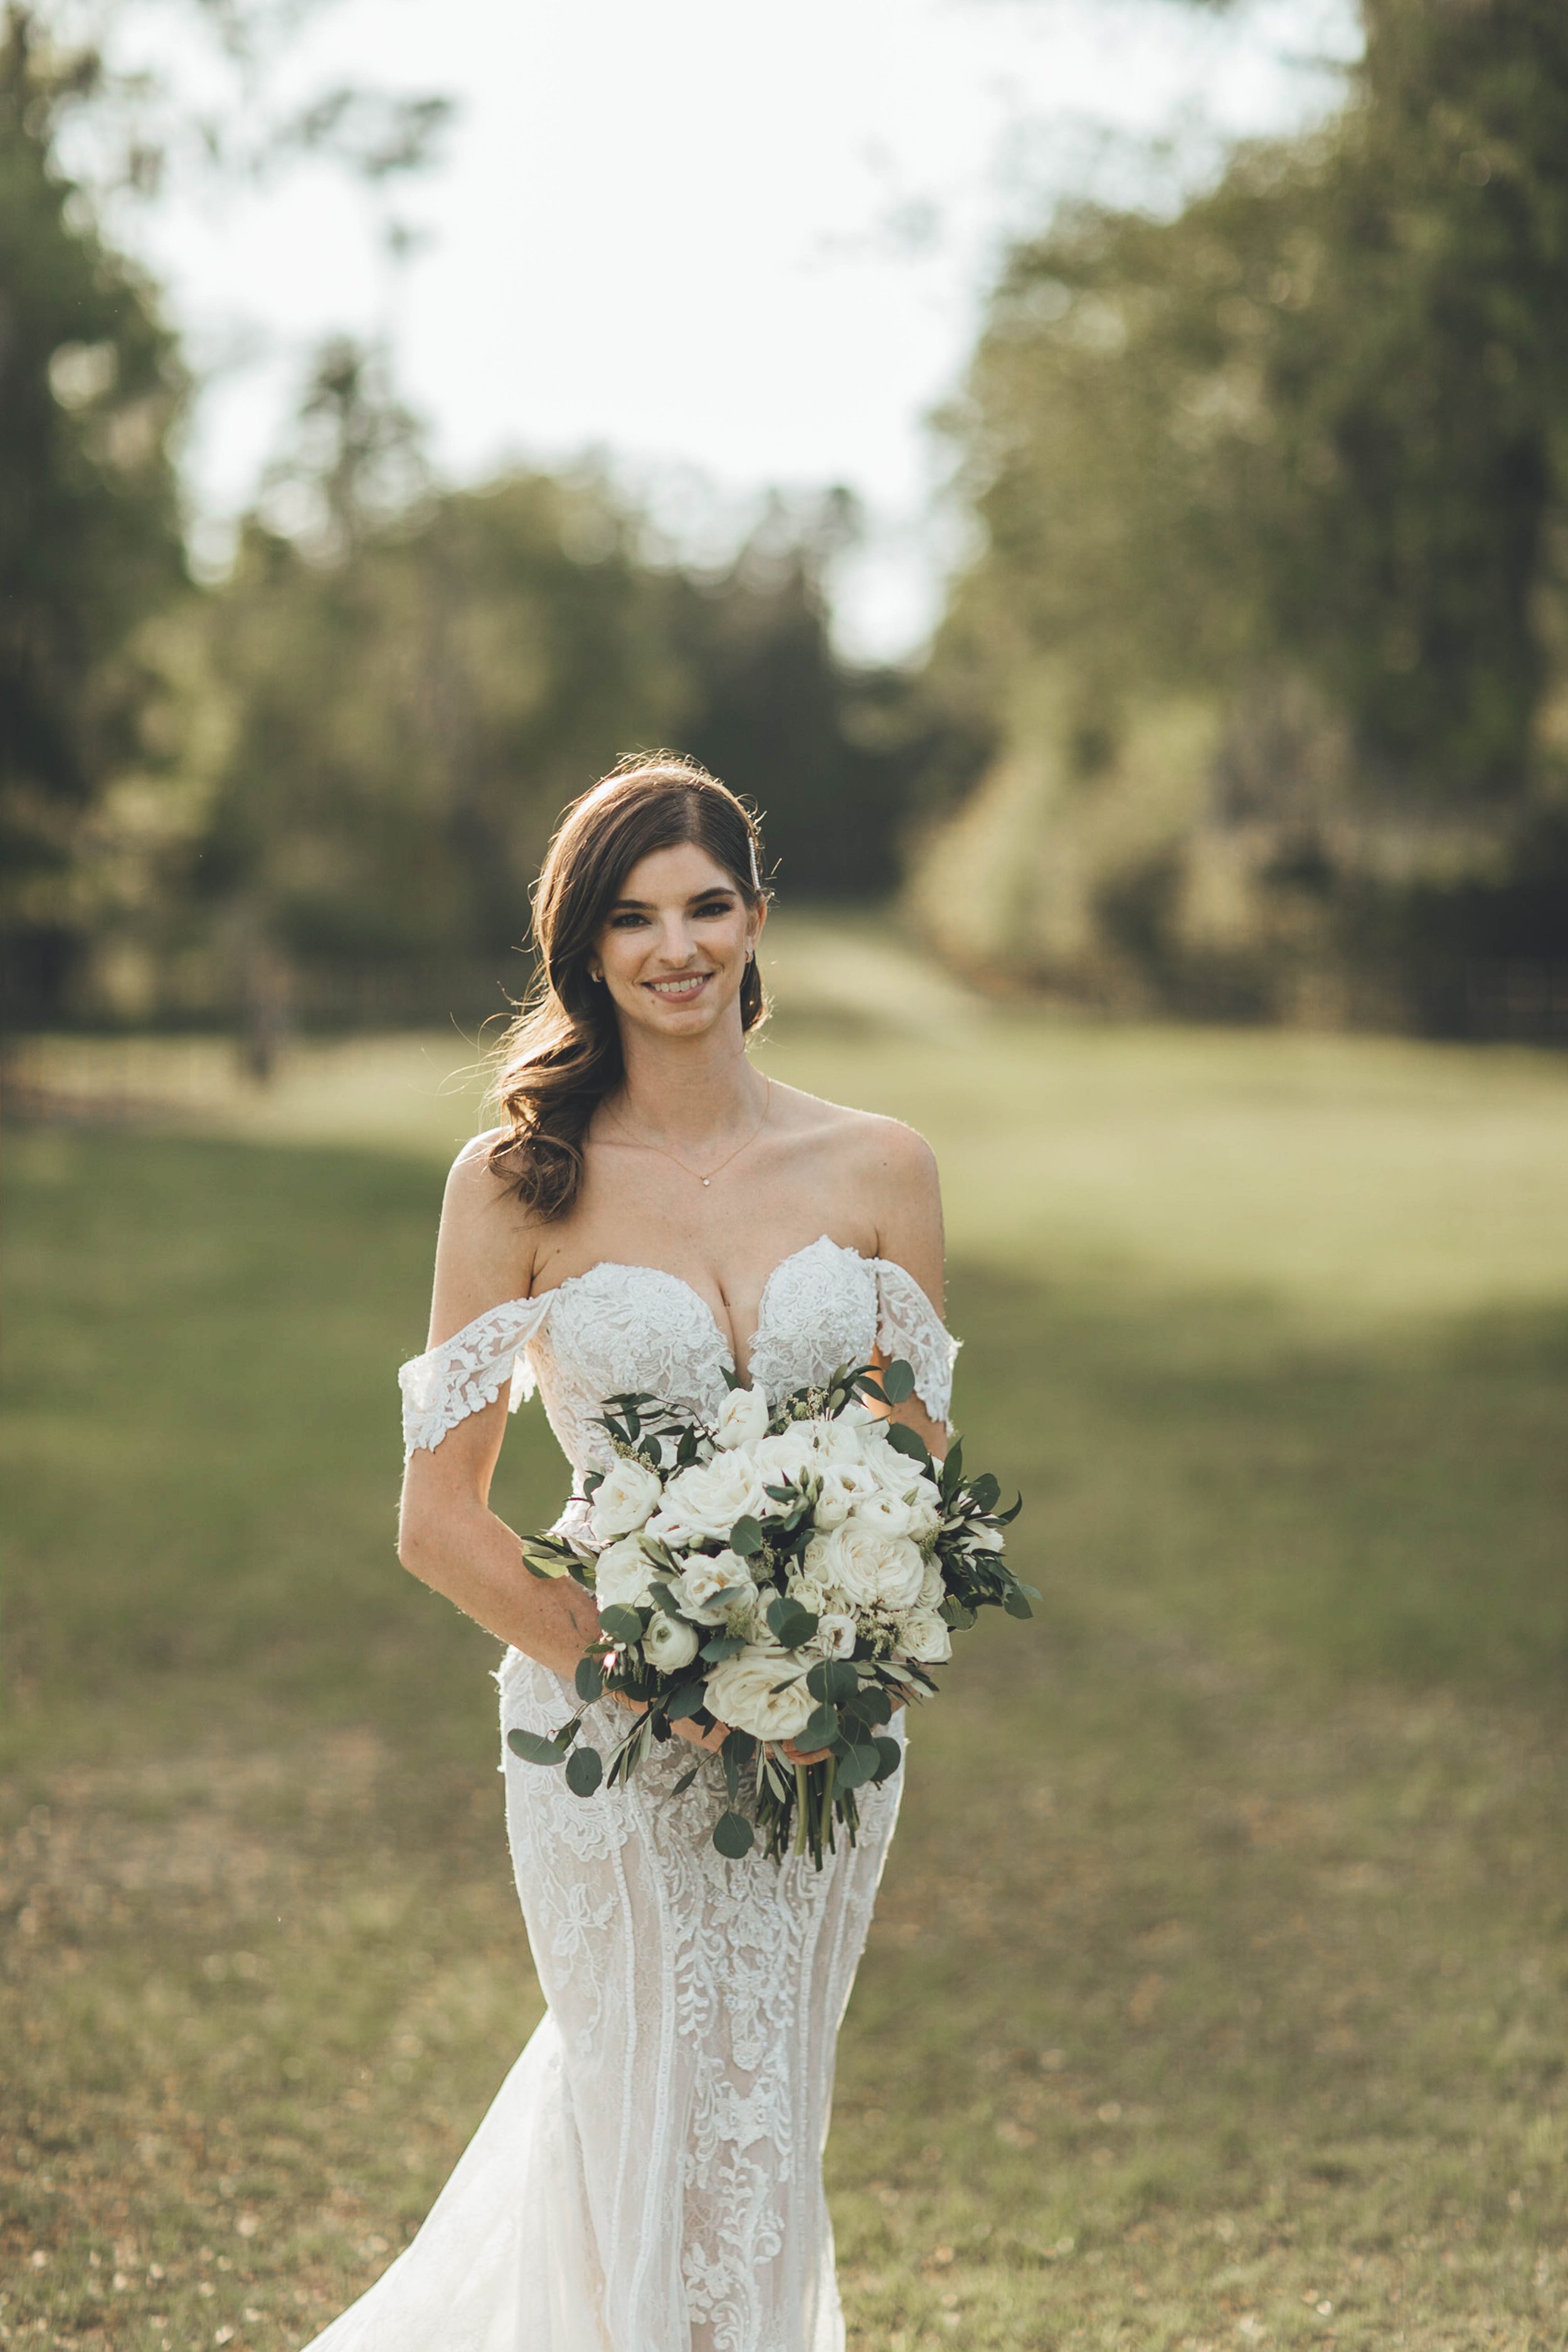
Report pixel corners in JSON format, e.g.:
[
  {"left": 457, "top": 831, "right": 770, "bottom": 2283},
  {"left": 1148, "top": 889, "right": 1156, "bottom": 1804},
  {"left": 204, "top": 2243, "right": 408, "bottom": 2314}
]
[{"left": 702, "top": 1176, "right": 711, "bottom": 1187}]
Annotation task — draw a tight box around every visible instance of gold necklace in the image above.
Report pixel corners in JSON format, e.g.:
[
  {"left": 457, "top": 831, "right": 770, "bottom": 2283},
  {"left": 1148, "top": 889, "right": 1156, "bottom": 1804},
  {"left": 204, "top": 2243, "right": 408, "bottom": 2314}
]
[{"left": 606, "top": 1077, "right": 771, "bottom": 1188}]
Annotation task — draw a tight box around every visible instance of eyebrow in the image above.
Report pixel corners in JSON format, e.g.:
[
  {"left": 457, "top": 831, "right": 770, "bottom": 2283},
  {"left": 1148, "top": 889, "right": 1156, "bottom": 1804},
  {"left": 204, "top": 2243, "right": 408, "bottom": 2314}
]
[{"left": 608, "top": 885, "right": 739, "bottom": 910}]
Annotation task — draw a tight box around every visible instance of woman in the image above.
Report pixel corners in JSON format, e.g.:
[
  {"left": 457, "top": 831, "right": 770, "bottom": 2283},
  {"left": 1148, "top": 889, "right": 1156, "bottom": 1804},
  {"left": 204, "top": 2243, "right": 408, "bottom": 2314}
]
[{"left": 304, "top": 754, "right": 958, "bottom": 2352}]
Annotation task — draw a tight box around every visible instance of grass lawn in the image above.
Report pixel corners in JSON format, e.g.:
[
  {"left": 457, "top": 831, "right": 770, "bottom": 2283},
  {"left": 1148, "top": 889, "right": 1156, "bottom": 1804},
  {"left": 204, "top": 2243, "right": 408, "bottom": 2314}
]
[{"left": 4, "top": 975, "right": 1568, "bottom": 2351}]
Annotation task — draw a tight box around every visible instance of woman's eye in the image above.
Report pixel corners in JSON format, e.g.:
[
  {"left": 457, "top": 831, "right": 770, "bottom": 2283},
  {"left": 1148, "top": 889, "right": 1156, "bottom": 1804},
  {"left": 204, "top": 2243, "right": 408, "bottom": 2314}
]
[
  {"left": 610, "top": 912, "right": 649, "bottom": 929},
  {"left": 694, "top": 900, "right": 732, "bottom": 918}
]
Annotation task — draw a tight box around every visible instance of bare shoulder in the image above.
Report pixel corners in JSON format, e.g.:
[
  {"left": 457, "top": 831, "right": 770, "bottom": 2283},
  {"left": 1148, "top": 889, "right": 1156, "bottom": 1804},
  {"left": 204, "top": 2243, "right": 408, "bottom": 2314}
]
[
  {"left": 770, "top": 1080, "right": 936, "bottom": 1178},
  {"left": 767, "top": 1080, "right": 941, "bottom": 1258},
  {"left": 426, "top": 1127, "right": 540, "bottom": 1345}
]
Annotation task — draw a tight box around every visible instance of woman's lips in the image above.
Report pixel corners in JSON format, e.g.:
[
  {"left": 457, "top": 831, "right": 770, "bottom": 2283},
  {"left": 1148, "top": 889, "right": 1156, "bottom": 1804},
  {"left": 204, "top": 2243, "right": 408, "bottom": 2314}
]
[{"left": 644, "top": 972, "right": 713, "bottom": 1000}]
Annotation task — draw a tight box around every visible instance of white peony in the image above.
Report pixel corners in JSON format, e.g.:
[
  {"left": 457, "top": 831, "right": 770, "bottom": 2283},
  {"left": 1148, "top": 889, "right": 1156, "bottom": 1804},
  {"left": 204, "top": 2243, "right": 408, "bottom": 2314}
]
[
  {"left": 900, "top": 1610, "right": 953, "bottom": 1664},
  {"left": 713, "top": 1383, "right": 770, "bottom": 1450},
  {"left": 704, "top": 1642, "right": 816, "bottom": 1742},
  {"left": 670, "top": 1550, "right": 753, "bottom": 1624},
  {"left": 590, "top": 1454, "right": 664, "bottom": 1540},
  {"left": 647, "top": 1452, "right": 772, "bottom": 1548},
  {"left": 803, "top": 1522, "right": 926, "bottom": 1612},
  {"left": 644, "top": 1612, "right": 701, "bottom": 1672},
  {"left": 813, "top": 1459, "right": 883, "bottom": 1530},
  {"left": 594, "top": 1535, "right": 657, "bottom": 1610}
]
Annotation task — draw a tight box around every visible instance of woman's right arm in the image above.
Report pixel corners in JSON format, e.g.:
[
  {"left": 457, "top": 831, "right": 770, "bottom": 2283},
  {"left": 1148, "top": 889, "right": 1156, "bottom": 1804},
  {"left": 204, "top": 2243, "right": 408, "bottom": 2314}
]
[{"left": 396, "top": 1143, "right": 601, "bottom": 1677}]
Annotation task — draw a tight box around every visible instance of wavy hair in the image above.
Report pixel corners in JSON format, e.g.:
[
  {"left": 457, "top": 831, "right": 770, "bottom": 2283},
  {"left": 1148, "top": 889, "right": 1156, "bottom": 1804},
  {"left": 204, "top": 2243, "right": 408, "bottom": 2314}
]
[{"left": 485, "top": 754, "right": 771, "bottom": 1222}]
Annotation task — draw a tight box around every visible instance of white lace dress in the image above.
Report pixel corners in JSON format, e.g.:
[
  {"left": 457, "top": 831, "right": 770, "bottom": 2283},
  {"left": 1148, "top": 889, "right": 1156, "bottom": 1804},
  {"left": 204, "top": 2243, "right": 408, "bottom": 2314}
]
[{"left": 302, "top": 1234, "right": 958, "bottom": 2352}]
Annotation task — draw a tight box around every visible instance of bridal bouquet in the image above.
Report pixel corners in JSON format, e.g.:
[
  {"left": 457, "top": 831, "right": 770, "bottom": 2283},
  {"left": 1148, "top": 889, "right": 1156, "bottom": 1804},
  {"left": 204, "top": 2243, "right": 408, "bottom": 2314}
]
[{"left": 507, "top": 1360, "right": 1031, "bottom": 1866}]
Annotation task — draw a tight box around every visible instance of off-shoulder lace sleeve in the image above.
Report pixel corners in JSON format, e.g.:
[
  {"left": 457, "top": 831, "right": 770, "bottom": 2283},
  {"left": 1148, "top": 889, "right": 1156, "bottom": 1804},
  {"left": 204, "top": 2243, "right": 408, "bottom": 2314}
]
[
  {"left": 398, "top": 1295, "right": 555, "bottom": 1459},
  {"left": 871, "top": 1258, "right": 960, "bottom": 1424}
]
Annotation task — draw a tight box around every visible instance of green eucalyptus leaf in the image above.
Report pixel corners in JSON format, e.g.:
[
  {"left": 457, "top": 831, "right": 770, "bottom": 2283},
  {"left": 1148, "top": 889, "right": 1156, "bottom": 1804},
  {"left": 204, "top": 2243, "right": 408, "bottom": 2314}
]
[
  {"left": 872, "top": 1735, "right": 904, "bottom": 1784},
  {"left": 728, "top": 1514, "right": 765, "bottom": 1556},
  {"left": 834, "top": 1742, "right": 881, "bottom": 1791},
  {"left": 969, "top": 1472, "right": 1000, "bottom": 1511},
  {"left": 765, "top": 1597, "right": 818, "bottom": 1651},
  {"left": 564, "top": 1746, "right": 603, "bottom": 1797},
  {"left": 881, "top": 1358, "right": 916, "bottom": 1406},
  {"left": 664, "top": 1681, "right": 708, "bottom": 1721},
  {"left": 701, "top": 1631, "right": 748, "bottom": 1662},
  {"left": 712, "top": 1811, "right": 755, "bottom": 1860},
  {"left": 574, "top": 1655, "right": 605, "bottom": 1704},
  {"left": 507, "top": 1728, "right": 568, "bottom": 1769},
  {"left": 1004, "top": 1588, "right": 1034, "bottom": 1619},
  {"left": 884, "top": 1422, "right": 930, "bottom": 1462},
  {"left": 598, "top": 1604, "right": 645, "bottom": 1645},
  {"left": 800, "top": 1701, "right": 839, "bottom": 1750}
]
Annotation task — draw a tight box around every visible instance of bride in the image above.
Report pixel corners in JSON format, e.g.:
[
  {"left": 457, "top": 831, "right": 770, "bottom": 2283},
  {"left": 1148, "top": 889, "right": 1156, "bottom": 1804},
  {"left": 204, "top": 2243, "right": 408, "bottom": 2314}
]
[{"left": 303, "top": 754, "right": 958, "bottom": 2352}]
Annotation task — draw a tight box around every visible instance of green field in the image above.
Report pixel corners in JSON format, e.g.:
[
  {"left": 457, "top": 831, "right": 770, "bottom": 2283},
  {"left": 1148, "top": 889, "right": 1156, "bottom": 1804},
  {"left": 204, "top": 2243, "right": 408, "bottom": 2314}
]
[{"left": 6, "top": 955, "right": 1568, "bottom": 2350}]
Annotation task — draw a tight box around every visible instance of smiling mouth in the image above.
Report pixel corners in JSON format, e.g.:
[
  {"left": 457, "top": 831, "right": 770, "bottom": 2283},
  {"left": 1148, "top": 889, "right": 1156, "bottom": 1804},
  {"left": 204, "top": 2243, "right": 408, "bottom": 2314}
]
[{"left": 644, "top": 972, "right": 712, "bottom": 1001}]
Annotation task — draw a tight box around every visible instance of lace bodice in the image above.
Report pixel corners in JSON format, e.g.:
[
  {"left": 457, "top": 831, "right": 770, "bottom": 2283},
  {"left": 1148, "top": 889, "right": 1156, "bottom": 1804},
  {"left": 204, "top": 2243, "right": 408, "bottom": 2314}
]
[{"left": 399, "top": 1233, "right": 958, "bottom": 1467}]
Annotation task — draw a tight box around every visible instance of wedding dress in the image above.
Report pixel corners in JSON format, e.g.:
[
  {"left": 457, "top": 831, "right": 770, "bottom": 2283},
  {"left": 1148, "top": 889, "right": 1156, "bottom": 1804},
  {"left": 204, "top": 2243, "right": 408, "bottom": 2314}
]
[{"left": 301, "top": 1233, "right": 957, "bottom": 2352}]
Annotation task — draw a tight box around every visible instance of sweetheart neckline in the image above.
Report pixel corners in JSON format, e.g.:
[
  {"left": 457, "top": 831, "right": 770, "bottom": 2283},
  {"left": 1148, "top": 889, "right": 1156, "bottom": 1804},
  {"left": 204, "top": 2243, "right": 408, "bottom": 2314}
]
[{"left": 530, "top": 1232, "right": 864, "bottom": 1384}]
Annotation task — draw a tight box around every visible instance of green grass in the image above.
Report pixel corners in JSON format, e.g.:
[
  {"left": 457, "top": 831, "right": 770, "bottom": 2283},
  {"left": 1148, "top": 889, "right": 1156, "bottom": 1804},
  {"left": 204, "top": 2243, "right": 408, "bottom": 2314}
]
[{"left": 5, "top": 998, "right": 1568, "bottom": 2351}]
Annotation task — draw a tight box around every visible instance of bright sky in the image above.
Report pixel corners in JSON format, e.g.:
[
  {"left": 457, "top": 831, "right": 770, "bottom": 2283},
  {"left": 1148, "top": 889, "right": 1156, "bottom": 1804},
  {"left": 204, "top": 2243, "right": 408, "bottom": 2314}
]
[{"left": 122, "top": 0, "right": 1359, "bottom": 656}]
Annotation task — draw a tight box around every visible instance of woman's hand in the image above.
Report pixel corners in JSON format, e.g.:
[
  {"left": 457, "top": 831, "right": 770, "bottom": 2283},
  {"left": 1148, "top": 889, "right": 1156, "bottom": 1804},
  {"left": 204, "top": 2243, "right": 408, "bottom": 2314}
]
[{"left": 610, "top": 1688, "right": 728, "bottom": 1754}]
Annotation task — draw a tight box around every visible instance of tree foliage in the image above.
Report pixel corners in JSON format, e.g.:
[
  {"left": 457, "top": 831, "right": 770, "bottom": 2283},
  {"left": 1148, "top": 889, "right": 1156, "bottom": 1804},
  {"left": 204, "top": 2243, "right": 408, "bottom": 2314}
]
[
  {"left": 0, "top": 6, "right": 186, "bottom": 1011},
  {"left": 921, "top": 0, "right": 1568, "bottom": 1019}
]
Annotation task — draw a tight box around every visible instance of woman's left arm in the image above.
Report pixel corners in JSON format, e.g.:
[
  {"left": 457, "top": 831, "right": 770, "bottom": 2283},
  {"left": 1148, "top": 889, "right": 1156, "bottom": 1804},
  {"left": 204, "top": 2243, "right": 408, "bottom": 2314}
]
[{"left": 866, "top": 1117, "right": 951, "bottom": 1459}]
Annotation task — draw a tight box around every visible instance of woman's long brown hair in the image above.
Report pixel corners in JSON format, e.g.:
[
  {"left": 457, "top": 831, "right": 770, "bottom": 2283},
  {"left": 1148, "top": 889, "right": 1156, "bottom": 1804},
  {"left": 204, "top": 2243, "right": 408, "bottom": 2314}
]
[{"left": 485, "top": 754, "right": 771, "bottom": 1222}]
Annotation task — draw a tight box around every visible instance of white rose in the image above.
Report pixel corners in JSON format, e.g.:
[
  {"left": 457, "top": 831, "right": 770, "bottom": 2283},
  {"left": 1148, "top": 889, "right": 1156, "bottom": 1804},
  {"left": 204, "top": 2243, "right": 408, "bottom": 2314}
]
[
  {"left": 590, "top": 1455, "right": 664, "bottom": 1540},
  {"left": 788, "top": 1555, "right": 840, "bottom": 1612},
  {"left": 813, "top": 1459, "right": 882, "bottom": 1531},
  {"left": 803, "top": 1522, "right": 925, "bottom": 1612},
  {"left": 594, "top": 1535, "right": 656, "bottom": 1610},
  {"left": 811, "top": 1611, "right": 858, "bottom": 1661},
  {"left": 647, "top": 1452, "right": 771, "bottom": 1548},
  {"left": 644, "top": 1612, "right": 701, "bottom": 1673},
  {"left": 704, "top": 1642, "right": 816, "bottom": 1742},
  {"left": 713, "top": 1383, "right": 770, "bottom": 1450},
  {"left": 900, "top": 1609, "right": 952, "bottom": 1664},
  {"left": 815, "top": 1415, "right": 871, "bottom": 1466},
  {"left": 900, "top": 1477, "right": 943, "bottom": 1541},
  {"left": 851, "top": 1487, "right": 918, "bottom": 1540},
  {"left": 754, "top": 1425, "right": 822, "bottom": 1485},
  {"left": 919, "top": 1558, "right": 945, "bottom": 1610},
  {"left": 670, "top": 1550, "right": 753, "bottom": 1624}
]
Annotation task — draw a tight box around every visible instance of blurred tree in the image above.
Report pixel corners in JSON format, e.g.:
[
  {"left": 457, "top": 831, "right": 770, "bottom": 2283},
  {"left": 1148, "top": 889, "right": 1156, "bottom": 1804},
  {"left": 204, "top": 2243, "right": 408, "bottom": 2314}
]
[
  {"left": 921, "top": 0, "right": 1568, "bottom": 1022},
  {"left": 183, "top": 380, "right": 958, "bottom": 1030},
  {"left": 0, "top": 6, "right": 186, "bottom": 1019},
  {"left": 674, "top": 494, "right": 951, "bottom": 900}
]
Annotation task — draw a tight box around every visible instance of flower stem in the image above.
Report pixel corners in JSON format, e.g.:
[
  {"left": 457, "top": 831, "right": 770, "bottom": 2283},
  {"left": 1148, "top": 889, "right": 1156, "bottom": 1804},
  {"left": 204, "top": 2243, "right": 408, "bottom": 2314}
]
[{"left": 793, "top": 1763, "right": 809, "bottom": 1856}]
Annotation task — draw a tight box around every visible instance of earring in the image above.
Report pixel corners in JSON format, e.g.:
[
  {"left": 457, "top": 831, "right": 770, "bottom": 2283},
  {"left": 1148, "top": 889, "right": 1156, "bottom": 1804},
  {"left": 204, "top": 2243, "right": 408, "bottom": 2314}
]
[
  {"left": 745, "top": 945, "right": 754, "bottom": 962},
  {"left": 588, "top": 966, "right": 603, "bottom": 984}
]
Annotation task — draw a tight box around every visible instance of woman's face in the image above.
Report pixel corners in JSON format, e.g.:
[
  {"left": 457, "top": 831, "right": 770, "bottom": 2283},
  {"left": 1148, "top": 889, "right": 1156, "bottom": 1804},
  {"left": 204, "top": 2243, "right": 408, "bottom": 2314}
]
[{"left": 591, "top": 841, "right": 762, "bottom": 1041}]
